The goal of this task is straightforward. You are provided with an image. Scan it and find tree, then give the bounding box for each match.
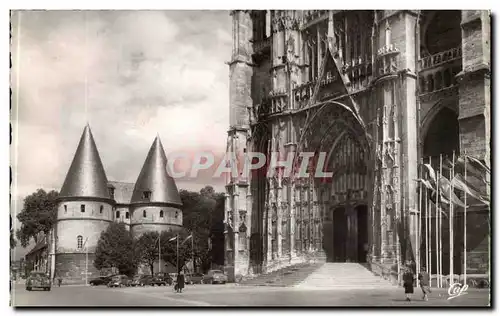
[160,230,192,273]
[135,231,160,276]
[16,189,59,248]
[94,222,137,276]
[176,186,227,273]
[10,231,17,250]
[10,214,17,250]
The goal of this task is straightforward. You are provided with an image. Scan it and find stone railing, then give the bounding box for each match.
[343,57,373,92]
[376,44,400,77]
[419,46,462,71]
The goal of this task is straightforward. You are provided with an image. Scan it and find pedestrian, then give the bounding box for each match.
[403,266,415,301]
[418,266,432,301]
[57,276,62,287]
[176,271,185,293]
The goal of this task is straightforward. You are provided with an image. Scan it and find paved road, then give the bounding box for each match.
[11,283,490,307]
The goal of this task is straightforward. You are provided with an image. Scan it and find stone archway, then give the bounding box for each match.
[298,102,371,264]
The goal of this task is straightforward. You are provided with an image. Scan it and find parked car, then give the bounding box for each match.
[185,273,204,284]
[107,275,131,288]
[130,275,154,287]
[202,270,228,284]
[26,271,51,291]
[89,275,115,286]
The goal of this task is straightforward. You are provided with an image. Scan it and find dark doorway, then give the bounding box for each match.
[333,207,347,262]
[356,205,369,263]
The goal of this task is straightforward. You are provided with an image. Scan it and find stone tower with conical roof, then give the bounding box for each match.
[55,125,114,281]
[130,136,183,237]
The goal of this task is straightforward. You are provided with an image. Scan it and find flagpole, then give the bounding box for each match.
[449,151,455,285]
[427,163,431,275]
[191,233,194,274]
[432,155,438,287]
[176,234,179,273]
[158,233,161,274]
[417,159,422,284]
[424,158,429,274]
[439,154,443,288]
[463,151,468,285]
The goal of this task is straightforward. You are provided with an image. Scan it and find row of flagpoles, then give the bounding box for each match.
[156,233,194,273]
[415,152,490,287]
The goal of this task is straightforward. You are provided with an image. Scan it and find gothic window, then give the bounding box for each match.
[100,205,103,214]
[116,211,120,219]
[143,210,147,218]
[77,235,83,249]
[160,210,164,218]
[125,212,129,219]
[142,191,151,200]
[64,205,67,214]
[80,204,85,213]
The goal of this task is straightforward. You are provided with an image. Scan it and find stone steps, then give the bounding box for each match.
[295,263,396,290]
[239,263,323,287]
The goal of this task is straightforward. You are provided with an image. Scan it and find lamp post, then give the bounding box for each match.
[82,237,89,286]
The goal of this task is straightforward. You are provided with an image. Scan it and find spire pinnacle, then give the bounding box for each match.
[131,137,182,205]
[60,125,110,199]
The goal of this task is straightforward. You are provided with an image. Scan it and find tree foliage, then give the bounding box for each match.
[159,230,192,272]
[177,186,225,273]
[135,231,160,276]
[16,189,59,248]
[10,214,17,249]
[94,222,137,276]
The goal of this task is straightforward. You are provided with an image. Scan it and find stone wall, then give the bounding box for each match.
[55,253,98,284]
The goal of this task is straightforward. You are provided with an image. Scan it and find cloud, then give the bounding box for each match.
[10,10,232,204]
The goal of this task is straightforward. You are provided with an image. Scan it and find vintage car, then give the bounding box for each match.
[107,275,131,288]
[89,275,116,286]
[202,270,228,284]
[151,273,173,286]
[26,271,51,291]
[130,275,154,287]
[185,273,204,284]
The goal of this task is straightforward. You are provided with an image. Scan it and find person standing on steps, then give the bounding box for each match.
[403,265,415,301]
[418,266,431,301]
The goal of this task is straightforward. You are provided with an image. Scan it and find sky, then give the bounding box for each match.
[10,10,232,258]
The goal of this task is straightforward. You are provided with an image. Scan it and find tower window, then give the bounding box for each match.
[125,212,129,219]
[109,188,115,200]
[100,205,103,214]
[143,210,147,218]
[160,210,164,218]
[175,211,178,219]
[116,211,120,218]
[64,205,67,213]
[142,191,151,200]
[77,235,83,249]
[81,205,85,213]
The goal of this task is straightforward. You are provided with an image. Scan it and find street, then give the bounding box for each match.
[11,283,490,307]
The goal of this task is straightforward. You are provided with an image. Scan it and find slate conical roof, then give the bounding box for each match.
[131,136,182,205]
[60,125,111,200]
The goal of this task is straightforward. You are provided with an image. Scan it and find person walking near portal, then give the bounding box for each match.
[176,271,185,293]
[403,266,415,301]
[418,266,431,301]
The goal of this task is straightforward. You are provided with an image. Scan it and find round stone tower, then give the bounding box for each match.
[55,125,114,282]
[130,136,183,238]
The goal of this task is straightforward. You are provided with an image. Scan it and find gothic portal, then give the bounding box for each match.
[224,10,490,282]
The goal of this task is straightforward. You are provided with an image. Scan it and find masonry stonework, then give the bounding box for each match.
[225,10,490,283]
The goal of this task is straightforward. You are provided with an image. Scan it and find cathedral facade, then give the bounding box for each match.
[224,10,490,282]
[50,125,183,282]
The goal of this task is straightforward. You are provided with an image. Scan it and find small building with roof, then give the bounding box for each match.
[53,125,183,283]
